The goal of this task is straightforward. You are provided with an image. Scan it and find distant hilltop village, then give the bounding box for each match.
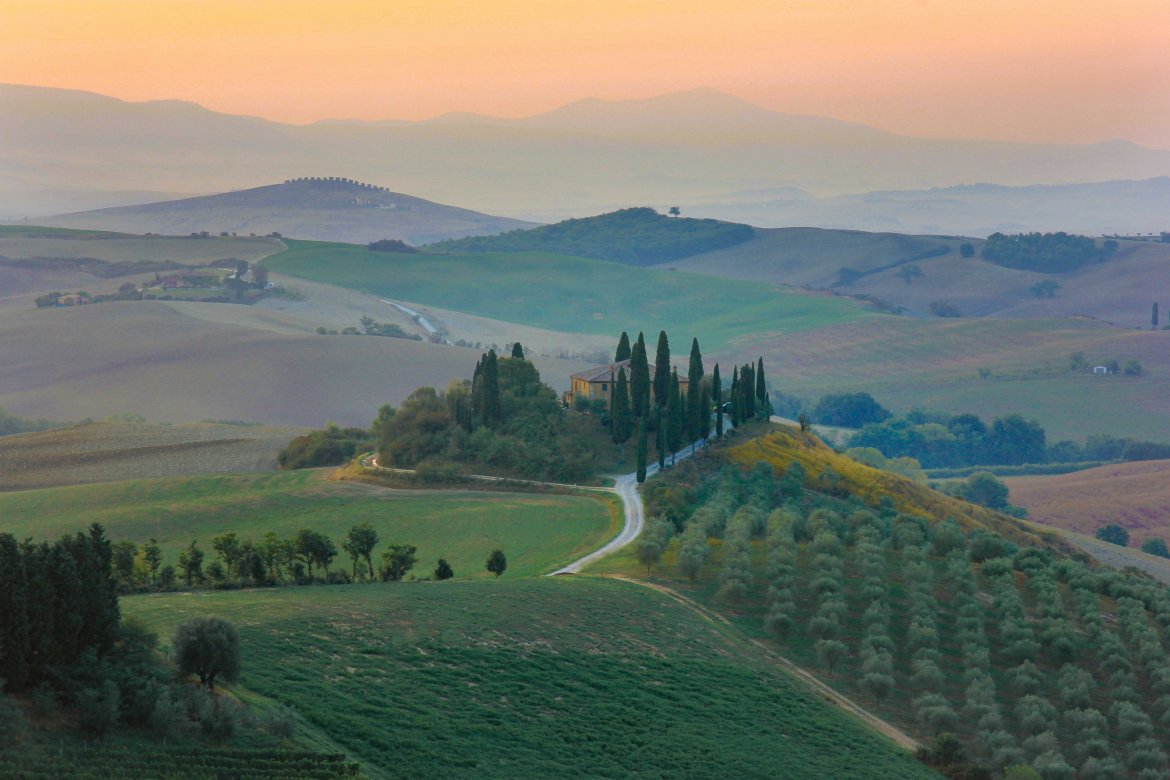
[284,177,390,192]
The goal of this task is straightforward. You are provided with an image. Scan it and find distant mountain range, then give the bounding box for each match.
[4,83,1170,232]
[40,178,534,245]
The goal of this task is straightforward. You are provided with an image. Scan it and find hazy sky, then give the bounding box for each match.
[4,0,1169,147]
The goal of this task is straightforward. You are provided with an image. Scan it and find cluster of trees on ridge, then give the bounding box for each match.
[981,232,1118,273]
[1093,524,1170,559]
[424,207,754,265]
[0,525,343,760]
[640,453,1170,780]
[100,524,507,592]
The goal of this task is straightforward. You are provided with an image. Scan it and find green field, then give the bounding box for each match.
[262,239,872,349]
[123,578,936,780]
[0,470,616,578]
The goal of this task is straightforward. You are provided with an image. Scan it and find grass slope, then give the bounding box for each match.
[0,469,615,578]
[0,421,304,490]
[1005,459,1170,549]
[427,207,754,265]
[263,239,872,349]
[124,578,937,780]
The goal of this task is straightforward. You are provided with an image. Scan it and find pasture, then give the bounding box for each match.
[0,469,617,578]
[262,239,873,350]
[123,578,936,780]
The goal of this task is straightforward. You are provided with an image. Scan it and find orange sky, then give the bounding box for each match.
[3,0,1169,147]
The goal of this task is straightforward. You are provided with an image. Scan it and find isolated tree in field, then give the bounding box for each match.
[486,549,507,577]
[434,558,454,580]
[898,264,924,285]
[614,331,631,362]
[668,206,681,217]
[380,544,418,581]
[653,331,671,409]
[174,617,240,691]
[1094,524,1129,547]
[1141,537,1170,558]
[635,418,648,483]
[343,522,379,579]
[611,367,632,447]
[629,332,650,418]
[1153,302,1160,330]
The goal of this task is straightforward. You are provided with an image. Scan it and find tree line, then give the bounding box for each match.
[982,232,1118,273]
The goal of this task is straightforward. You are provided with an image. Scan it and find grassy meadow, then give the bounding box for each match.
[0,470,617,578]
[123,577,937,780]
[262,239,873,350]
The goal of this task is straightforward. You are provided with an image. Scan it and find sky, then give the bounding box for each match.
[3,0,1169,148]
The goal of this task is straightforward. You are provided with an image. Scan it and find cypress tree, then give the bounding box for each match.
[1154,302,1160,330]
[476,349,502,427]
[700,382,712,441]
[611,367,633,447]
[730,366,740,426]
[656,406,666,470]
[740,363,756,419]
[636,419,648,483]
[511,342,524,359]
[615,331,632,362]
[686,337,704,442]
[629,333,650,419]
[756,357,771,418]
[713,363,724,438]
[653,330,670,410]
[666,368,683,463]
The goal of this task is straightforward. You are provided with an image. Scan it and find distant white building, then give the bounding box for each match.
[1092,365,1110,375]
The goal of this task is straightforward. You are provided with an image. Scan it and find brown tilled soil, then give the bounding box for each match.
[0,421,304,490]
[1006,460,1170,548]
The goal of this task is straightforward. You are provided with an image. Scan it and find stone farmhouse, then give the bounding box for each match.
[566,359,688,410]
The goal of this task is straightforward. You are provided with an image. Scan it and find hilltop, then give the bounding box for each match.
[41,178,535,244]
[426,207,754,265]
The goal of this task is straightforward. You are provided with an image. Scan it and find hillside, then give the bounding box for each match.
[0,421,304,490]
[1005,459,1170,549]
[0,300,589,428]
[122,578,937,779]
[41,179,535,245]
[426,207,754,265]
[672,226,1170,326]
[7,83,1170,226]
[261,238,873,350]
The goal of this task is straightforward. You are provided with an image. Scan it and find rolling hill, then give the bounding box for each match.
[42,179,535,245]
[6,83,1170,229]
[1005,459,1170,549]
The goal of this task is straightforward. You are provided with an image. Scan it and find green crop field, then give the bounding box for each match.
[123,578,936,780]
[0,470,616,578]
[262,239,872,350]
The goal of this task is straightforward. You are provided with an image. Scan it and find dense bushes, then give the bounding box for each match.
[426,207,755,265]
[278,424,375,469]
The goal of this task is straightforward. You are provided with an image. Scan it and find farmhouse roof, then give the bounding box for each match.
[571,359,680,383]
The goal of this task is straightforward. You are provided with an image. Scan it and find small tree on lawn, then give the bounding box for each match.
[1141,537,1170,558]
[343,522,379,579]
[380,545,418,581]
[486,549,507,577]
[174,617,240,691]
[434,558,454,580]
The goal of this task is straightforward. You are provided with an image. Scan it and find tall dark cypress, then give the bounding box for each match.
[730,366,740,426]
[666,368,683,463]
[653,331,671,410]
[712,363,724,438]
[611,367,632,446]
[700,383,712,441]
[615,331,632,362]
[656,406,666,470]
[629,332,650,419]
[476,349,502,427]
[756,357,770,417]
[79,523,119,655]
[686,337,704,441]
[635,419,648,483]
[511,342,525,359]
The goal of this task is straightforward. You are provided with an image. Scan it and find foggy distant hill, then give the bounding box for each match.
[41,179,535,244]
[4,83,1170,230]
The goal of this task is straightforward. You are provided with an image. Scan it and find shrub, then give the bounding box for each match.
[1094,524,1130,547]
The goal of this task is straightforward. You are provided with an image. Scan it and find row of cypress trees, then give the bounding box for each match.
[0,524,121,692]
